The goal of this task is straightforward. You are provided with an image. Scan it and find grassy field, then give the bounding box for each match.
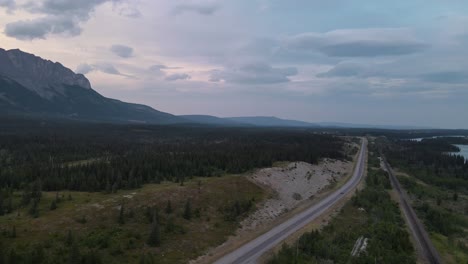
[0,175,265,263]
[396,172,468,263]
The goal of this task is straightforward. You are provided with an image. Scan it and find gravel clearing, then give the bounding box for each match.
[239,159,352,231]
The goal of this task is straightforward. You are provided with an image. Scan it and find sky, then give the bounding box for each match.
[1,0,468,128]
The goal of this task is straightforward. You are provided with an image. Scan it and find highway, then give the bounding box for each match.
[214,139,367,264]
[381,156,441,264]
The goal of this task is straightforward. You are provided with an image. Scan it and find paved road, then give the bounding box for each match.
[214,139,368,264]
[381,156,441,264]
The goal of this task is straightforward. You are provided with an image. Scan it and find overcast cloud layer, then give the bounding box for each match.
[1,0,468,128]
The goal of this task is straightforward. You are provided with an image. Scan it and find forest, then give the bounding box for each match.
[0,121,345,222]
[383,137,468,191]
[381,136,468,262]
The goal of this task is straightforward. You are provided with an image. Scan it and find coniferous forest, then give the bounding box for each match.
[0,120,345,218]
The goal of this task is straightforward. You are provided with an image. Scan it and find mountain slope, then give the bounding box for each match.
[226,116,319,127]
[0,48,184,124]
[179,115,250,126]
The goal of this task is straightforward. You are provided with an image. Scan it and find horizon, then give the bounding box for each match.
[1,1,468,129]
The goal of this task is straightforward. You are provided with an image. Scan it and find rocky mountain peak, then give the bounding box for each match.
[0,48,91,99]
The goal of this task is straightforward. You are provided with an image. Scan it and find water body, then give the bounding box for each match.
[407,135,468,160]
[451,145,468,160]
[408,135,466,142]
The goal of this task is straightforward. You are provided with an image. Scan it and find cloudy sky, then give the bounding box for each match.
[1,0,468,128]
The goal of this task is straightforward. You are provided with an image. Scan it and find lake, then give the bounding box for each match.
[406,136,468,160]
[451,144,468,160]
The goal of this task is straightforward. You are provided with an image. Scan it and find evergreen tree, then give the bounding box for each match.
[29,198,39,218]
[139,253,155,264]
[7,249,18,264]
[68,240,81,264]
[183,199,192,220]
[6,197,12,214]
[66,230,73,246]
[50,200,57,210]
[0,194,3,216]
[165,200,172,214]
[147,220,161,247]
[111,182,118,194]
[165,217,175,233]
[105,181,111,194]
[31,244,45,264]
[118,204,125,225]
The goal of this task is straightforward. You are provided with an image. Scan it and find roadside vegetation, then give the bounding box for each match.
[0,176,264,263]
[269,139,415,264]
[383,137,468,263]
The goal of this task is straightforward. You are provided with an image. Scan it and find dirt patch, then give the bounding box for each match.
[190,158,352,264]
[240,159,351,232]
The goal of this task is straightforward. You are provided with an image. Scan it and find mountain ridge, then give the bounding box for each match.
[0,48,185,124]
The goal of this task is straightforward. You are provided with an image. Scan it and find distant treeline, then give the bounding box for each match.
[384,138,468,191]
[0,124,345,193]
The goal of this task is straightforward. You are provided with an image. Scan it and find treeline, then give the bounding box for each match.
[0,125,345,214]
[384,138,468,191]
[269,148,415,263]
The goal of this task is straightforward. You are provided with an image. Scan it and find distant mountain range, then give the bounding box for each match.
[180,115,319,127]
[0,48,429,129]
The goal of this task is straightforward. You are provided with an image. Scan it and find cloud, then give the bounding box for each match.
[421,71,468,84]
[110,44,134,58]
[317,63,366,78]
[165,73,191,81]
[284,28,428,57]
[210,63,298,84]
[0,0,15,10]
[115,3,141,18]
[149,64,181,70]
[75,62,133,78]
[173,2,220,16]
[76,63,95,75]
[3,0,139,40]
[5,16,82,40]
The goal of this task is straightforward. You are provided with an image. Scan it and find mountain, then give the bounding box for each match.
[226,116,319,127]
[317,122,433,130]
[0,48,185,124]
[179,115,249,126]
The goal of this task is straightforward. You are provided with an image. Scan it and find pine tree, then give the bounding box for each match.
[29,198,39,218]
[105,181,111,194]
[147,220,161,247]
[118,204,125,225]
[6,197,12,214]
[112,182,118,194]
[0,194,3,216]
[165,200,172,214]
[50,200,57,210]
[66,230,73,246]
[139,253,155,264]
[68,240,81,264]
[183,199,192,220]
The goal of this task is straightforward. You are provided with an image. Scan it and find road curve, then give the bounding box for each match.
[381,156,441,264]
[214,139,368,264]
